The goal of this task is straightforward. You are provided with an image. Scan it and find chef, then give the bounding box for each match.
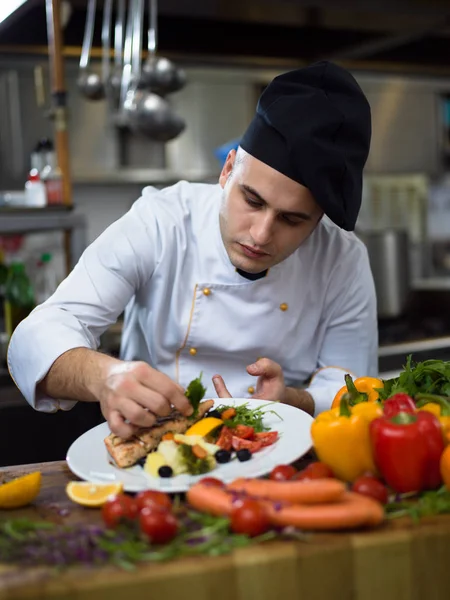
[7,60,377,439]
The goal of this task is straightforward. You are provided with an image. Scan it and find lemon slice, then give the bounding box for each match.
[0,472,42,509]
[185,417,223,437]
[66,481,124,507]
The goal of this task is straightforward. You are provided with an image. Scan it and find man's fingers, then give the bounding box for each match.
[108,409,138,439]
[212,375,233,398]
[247,357,280,377]
[117,397,157,428]
[132,362,192,416]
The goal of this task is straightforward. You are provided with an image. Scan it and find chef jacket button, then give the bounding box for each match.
[280,303,288,311]
[203,288,211,296]
[189,348,197,356]
[248,386,255,394]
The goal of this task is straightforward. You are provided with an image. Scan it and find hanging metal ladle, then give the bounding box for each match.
[139,0,186,95]
[122,0,185,141]
[77,0,104,101]
[108,0,125,105]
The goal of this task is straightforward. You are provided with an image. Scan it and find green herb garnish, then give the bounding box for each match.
[178,444,214,476]
[185,373,207,417]
[385,486,450,523]
[0,507,304,571]
[216,401,282,432]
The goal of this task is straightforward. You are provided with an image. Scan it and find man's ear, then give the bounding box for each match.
[219,149,236,189]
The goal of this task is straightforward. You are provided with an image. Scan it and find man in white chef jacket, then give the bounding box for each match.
[7,61,377,439]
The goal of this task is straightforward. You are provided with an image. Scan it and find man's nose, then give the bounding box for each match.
[250,213,274,246]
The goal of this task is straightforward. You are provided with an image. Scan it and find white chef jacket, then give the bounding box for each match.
[7,181,378,416]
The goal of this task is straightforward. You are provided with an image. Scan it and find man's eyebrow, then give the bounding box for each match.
[240,184,313,220]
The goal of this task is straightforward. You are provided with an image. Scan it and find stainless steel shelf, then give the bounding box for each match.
[0,207,87,268]
[72,169,220,185]
[0,207,86,234]
[412,277,450,291]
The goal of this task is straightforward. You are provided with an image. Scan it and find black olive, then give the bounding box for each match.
[208,409,222,419]
[215,449,231,464]
[136,457,147,467]
[236,449,252,462]
[158,465,173,478]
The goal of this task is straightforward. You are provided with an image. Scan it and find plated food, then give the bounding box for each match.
[67,393,313,493]
[104,383,281,480]
[104,400,214,469]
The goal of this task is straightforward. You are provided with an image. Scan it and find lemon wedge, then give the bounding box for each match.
[0,472,42,509]
[185,416,223,437]
[66,481,123,507]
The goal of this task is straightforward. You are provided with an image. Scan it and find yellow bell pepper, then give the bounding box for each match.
[311,394,382,482]
[416,393,450,444]
[331,374,383,409]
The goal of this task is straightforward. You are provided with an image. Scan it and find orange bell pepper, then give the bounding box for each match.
[416,393,450,444]
[331,374,383,409]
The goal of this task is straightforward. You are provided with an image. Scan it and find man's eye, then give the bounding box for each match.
[282,215,303,226]
[245,196,262,208]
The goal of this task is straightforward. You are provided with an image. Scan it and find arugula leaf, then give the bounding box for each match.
[216,401,282,432]
[185,373,207,417]
[380,355,450,400]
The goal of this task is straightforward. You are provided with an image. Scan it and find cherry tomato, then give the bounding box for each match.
[199,477,225,488]
[139,507,179,544]
[101,493,138,528]
[230,499,271,537]
[269,464,297,481]
[351,476,388,504]
[293,462,335,481]
[135,490,172,512]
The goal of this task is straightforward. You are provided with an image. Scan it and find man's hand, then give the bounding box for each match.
[212,358,315,415]
[95,361,193,439]
[213,358,286,401]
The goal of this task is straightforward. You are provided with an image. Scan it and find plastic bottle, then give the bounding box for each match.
[41,140,64,206]
[30,140,45,173]
[34,253,58,305]
[0,249,7,334]
[4,262,35,338]
[25,169,47,207]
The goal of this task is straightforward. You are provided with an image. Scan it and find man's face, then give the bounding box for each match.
[218,148,324,273]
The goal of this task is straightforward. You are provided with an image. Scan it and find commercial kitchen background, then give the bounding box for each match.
[2,0,450,465]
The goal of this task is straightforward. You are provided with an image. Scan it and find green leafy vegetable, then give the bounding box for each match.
[0,506,304,571]
[185,373,207,417]
[217,401,282,433]
[178,444,215,476]
[385,487,450,523]
[379,356,450,401]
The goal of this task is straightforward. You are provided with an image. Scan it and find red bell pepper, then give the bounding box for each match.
[383,393,416,418]
[370,410,444,493]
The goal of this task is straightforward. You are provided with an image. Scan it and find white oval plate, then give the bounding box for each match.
[66,398,313,493]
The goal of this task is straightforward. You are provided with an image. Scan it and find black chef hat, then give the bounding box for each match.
[240,61,371,231]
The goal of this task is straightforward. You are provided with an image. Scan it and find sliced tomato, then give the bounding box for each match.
[253,431,278,447]
[231,436,263,453]
[232,425,255,440]
[216,425,233,451]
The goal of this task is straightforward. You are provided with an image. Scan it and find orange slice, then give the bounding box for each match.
[0,472,42,509]
[66,481,124,507]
